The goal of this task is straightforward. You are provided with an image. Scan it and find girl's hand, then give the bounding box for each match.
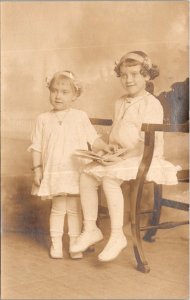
[100,156,123,166]
[103,144,118,154]
[33,168,43,186]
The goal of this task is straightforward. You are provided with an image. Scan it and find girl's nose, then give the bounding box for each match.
[126,73,133,83]
[56,91,61,98]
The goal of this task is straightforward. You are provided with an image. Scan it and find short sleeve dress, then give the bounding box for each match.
[84,92,181,185]
[28,109,98,196]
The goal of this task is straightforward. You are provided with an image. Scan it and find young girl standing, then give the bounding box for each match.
[71,51,180,262]
[28,71,114,259]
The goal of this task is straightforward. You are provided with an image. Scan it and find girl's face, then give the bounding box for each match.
[120,64,149,97]
[49,79,76,111]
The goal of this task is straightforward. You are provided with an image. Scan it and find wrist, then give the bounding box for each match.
[32,164,42,172]
[102,142,108,150]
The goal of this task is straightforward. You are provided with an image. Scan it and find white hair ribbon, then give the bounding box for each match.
[119,52,152,69]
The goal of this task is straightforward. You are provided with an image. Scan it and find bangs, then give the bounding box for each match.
[121,59,141,67]
[47,71,82,97]
[49,75,70,90]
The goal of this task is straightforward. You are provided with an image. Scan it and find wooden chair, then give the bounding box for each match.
[90,118,189,273]
[131,122,189,273]
[90,78,189,273]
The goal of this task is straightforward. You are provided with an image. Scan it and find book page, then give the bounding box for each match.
[74,148,128,162]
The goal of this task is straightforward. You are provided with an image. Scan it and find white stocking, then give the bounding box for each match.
[50,196,66,238]
[66,196,82,238]
[80,173,101,231]
[102,176,124,232]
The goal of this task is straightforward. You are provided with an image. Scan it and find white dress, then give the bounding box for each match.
[28,109,98,196]
[84,92,181,185]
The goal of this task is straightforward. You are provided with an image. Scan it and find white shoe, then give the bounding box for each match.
[70,252,83,259]
[69,236,83,259]
[50,245,63,259]
[70,229,103,253]
[98,234,127,262]
[50,236,63,259]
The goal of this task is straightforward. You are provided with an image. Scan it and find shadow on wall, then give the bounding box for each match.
[2,175,51,234]
[1,138,51,234]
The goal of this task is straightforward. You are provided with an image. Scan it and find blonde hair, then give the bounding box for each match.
[47,71,82,97]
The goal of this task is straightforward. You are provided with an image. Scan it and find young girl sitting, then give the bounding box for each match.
[70,51,180,262]
[28,70,114,259]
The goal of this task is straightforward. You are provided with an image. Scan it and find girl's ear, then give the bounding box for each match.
[145,74,150,81]
[72,95,77,102]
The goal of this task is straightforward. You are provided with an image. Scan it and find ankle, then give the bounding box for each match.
[69,236,79,248]
[51,236,63,248]
[111,228,124,236]
[84,220,99,232]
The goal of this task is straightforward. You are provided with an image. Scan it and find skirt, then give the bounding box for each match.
[83,156,181,185]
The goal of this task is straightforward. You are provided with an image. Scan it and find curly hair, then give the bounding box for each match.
[114,51,160,80]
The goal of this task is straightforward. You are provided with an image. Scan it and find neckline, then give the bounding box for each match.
[52,108,71,114]
[124,91,149,103]
[52,109,71,125]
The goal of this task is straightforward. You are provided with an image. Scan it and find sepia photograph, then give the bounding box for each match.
[1,0,189,299]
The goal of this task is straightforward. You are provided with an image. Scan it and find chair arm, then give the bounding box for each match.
[137,121,189,182]
[141,122,189,133]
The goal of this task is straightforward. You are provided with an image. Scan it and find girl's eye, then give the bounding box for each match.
[62,91,69,94]
[121,72,138,76]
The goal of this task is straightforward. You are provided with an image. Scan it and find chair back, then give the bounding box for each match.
[157,78,189,124]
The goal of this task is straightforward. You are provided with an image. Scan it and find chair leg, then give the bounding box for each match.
[130,181,150,273]
[143,184,162,242]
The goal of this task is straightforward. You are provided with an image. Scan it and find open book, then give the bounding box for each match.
[74,148,128,163]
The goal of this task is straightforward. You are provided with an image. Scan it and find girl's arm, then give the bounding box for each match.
[28,114,44,186]
[32,150,43,186]
[82,111,117,154]
[32,149,42,168]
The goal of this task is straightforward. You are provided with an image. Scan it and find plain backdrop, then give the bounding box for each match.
[1,1,189,140]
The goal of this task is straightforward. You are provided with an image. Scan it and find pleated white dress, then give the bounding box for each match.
[84,92,180,185]
[28,109,98,196]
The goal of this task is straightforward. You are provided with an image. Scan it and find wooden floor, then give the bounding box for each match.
[1,223,189,300]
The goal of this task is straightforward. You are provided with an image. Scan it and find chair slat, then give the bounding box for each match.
[161,198,189,211]
[138,209,158,214]
[140,220,189,231]
[177,169,189,182]
[90,118,112,126]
